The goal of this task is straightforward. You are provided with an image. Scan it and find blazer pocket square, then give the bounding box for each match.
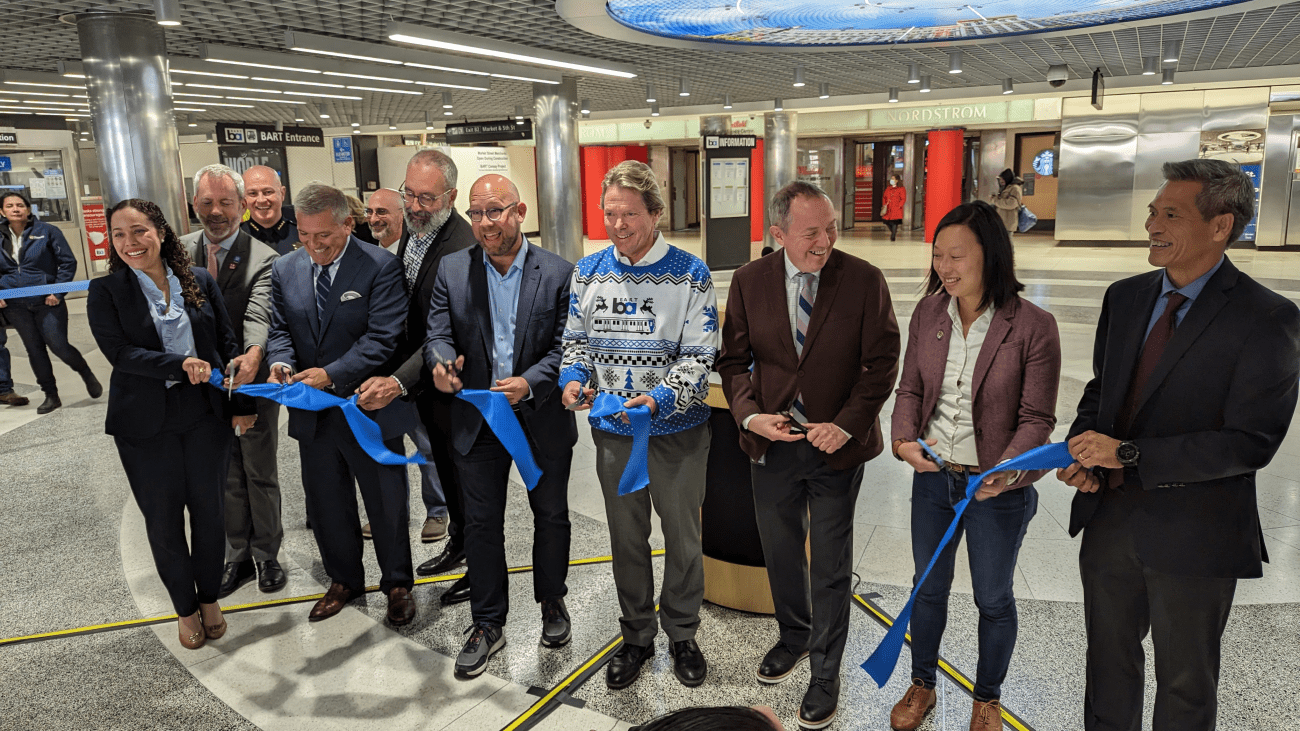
[340,291,362,302]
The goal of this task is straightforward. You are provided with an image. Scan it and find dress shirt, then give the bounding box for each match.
[922,297,996,466]
[200,228,240,269]
[1144,256,1224,341]
[484,237,531,400]
[132,265,197,388]
[615,233,669,267]
[402,219,446,292]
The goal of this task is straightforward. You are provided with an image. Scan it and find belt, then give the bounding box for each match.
[943,462,979,476]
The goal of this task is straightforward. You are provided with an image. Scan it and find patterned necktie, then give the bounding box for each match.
[315,263,333,324]
[791,272,815,424]
[206,242,221,278]
[1109,291,1189,488]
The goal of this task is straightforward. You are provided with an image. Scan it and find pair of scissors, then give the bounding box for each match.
[565,388,592,410]
[917,439,947,468]
[226,362,239,400]
[777,410,809,435]
[430,349,463,394]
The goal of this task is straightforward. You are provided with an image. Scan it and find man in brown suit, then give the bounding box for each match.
[718,181,901,730]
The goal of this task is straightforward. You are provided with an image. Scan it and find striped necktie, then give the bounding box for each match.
[315,263,332,324]
[791,272,815,424]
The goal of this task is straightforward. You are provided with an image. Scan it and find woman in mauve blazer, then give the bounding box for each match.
[886,201,1061,731]
[88,199,253,651]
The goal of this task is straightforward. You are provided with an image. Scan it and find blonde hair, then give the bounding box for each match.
[600,160,664,214]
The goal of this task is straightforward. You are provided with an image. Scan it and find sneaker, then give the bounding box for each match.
[455,623,505,678]
[421,515,448,542]
[540,597,571,647]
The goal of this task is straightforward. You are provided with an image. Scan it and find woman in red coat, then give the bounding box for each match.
[881,174,906,241]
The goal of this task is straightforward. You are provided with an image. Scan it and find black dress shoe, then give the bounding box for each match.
[540,597,571,648]
[81,370,103,399]
[387,587,416,626]
[36,394,61,415]
[605,642,654,689]
[417,544,466,576]
[798,676,841,730]
[257,559,287,592]
[757,641,809,684]
[439,575,472,606]
[218,559,255,598]
[671,639,707,687]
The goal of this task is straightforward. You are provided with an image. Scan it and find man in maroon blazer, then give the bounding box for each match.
[718,181,901,730]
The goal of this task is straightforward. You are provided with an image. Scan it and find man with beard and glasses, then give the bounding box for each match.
[359,186,450,544]
[241,166,298,256]
[181,164,286,597]
[353,149,475,607]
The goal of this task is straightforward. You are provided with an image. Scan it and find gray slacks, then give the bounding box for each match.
[593,422,709,647]
[224,397,283,562]
[751,439,864,681]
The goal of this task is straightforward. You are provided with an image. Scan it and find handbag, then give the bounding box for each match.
[1017,205,1038,233]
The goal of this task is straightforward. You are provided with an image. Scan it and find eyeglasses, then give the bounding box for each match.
[400,185,451,209]
[466,202,518,223]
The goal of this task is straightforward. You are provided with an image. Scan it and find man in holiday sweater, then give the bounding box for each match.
[560,160,720,691]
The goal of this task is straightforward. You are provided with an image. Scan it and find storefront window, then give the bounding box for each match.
[0,150,71,222]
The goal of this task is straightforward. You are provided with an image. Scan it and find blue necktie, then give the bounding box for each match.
[792,273,814,423]
[861,441,1075,687]
[589,392,653,495]
[455,389,543,491]
[315,263,332,324]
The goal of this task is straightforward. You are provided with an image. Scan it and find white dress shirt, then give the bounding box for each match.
[922,297,995,467]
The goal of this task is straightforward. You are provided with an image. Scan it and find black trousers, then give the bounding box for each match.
[418,398,466,554]
[455,426,572,626]
[5,299,91,396]
[299,408,413,593]
[115,384,232,617]
[751,440,864,681]
[1080,488,1238,731]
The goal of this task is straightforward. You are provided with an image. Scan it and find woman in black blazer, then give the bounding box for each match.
[88,198,254,650]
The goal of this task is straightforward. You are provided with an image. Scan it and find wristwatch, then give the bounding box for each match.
[1116,441,1140,467]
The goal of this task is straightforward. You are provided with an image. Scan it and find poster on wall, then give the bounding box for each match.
[475,147,509,173]
[220,147,290,198]
[1199,129,1264,242]
[709,158,749,218]
[82,201,108,262]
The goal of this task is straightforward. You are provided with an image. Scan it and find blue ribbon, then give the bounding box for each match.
[205,370,425,466]
[0,280,91,300]
[860,440,1075,687]
[588,392,652,496]
[454,389,543,491]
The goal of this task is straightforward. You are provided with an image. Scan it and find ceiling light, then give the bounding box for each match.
[191,102,254,108]
[174,107,207,112]
[386,22,637,79]
[347,86,424,95]
[514,105,525,120]
[1142,56,1159,75]
[3,81,84,90]
[818,83,829,99]
[65,115,90,119]
[286,30,561,83]
[351,119,360,127]
[487,72,558,84]
[402,61,487,75]
[442,91,453,109]
[295,106,307,121]
[1002,78,1014,94]
[186,83,281,93]
[170,68,249,80]
[186,113,197,127]
[907,62,921,83]
[224,96,298,104]
[444,110,453,116]
[409,80,489,91]
[388,118,397,130]
[251,77,344,88]
[174,92,223,98]
[154,0,182,26]
[21,100,87,106]
[888,87,899,103]
[322,71,413,84]
[285,91,362,100]
[646,83,657,103]
[774,98,784,111]
[1163,39,1182,63]
[919,75,932,93]
[15,91,69,98]
[948,49,963,74]
[679,77,690,97]
[1162,68,1175,85]
[793,66,805,87]
[208,59,320,74]
[295,47,401,65]
[650,103,660,117]
[516,116,524,125]
[57,61,85,79]
[722,93,732,109]
[317,102,330,118]
[425,111,434,130]
[580,98,590,114]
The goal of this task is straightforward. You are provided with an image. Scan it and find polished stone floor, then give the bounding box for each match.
[3,229,1299,730]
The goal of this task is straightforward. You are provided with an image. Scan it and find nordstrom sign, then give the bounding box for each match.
[870,102,1007,128]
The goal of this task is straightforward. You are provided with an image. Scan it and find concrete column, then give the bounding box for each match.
[533,77,584,263]
[763,111,797,247]
[78,11,188,234]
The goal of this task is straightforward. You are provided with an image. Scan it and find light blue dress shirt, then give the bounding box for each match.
[202,229,240,268]
[484,237,529,392]
[1144,256,1224,341]
[132,265,197,388]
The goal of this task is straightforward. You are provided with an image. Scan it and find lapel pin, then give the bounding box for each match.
[937,331,944,340]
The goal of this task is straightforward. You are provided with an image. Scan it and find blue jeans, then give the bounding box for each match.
[908,468,1038,701]
[0,317,12,393]
[409,422,446,518]
[5,299,90,396]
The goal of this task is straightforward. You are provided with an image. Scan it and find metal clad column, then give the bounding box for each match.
[925,129,964,243]
[534,77,583,263]
[78,11,188,234]
[764,112,797,247]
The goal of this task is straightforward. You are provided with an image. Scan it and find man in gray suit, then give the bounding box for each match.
[182,164,286,597]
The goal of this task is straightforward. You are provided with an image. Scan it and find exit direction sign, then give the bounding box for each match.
[216,123,324,147]
[446,120,533,144]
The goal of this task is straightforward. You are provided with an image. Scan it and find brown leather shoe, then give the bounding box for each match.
[970,699,1002,731]
[309,583,358,622]
[890,679,937,730]
[0,391,28,406]
[387,587,416,626]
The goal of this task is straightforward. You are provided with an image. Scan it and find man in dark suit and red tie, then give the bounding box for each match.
[1059,159,1300,731]
[717,181,901,730]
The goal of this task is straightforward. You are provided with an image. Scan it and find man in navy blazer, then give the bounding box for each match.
[1060,160,1300,731]
[423,174,576,678]
[264,183,417,626]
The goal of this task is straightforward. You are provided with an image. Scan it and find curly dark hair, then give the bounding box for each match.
[106,199,205,309]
